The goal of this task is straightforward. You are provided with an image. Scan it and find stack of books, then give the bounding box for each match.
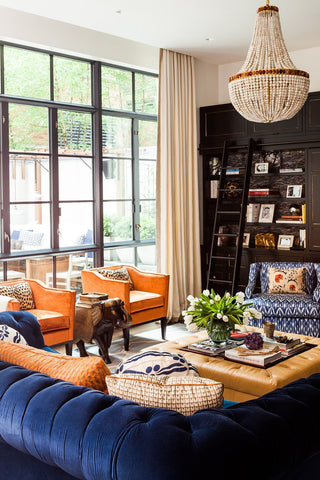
[276,215,303,224]
[224,345,282,366]
[264,336,306,357]
[248,188,281,197]
[246,203,260,222]
[279,167,303,173]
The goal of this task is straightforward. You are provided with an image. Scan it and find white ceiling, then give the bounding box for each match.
[0,0,319,64]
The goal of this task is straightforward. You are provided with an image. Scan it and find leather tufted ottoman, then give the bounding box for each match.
[144,328,320,402]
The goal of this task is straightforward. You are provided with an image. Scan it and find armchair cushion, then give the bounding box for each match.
[260,262,316,294]
[0,282,35,310]
[28,310,70,333]
[251,293,320,318]
[267,267,307,294]
[99,267,134,290]
[130,290,164,313]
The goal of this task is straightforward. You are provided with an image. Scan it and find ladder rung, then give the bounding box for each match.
[208,279,233,284]
[211,256,236,260]
[213,233,238,237]
[219,189,243,192]
[216,211,241,215]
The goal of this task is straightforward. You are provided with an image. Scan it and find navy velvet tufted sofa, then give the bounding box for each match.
[1,359,320,479]
[245,262,320,336]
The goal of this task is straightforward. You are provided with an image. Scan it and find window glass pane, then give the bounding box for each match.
[103,158,132,200]
[102,116,131,158]
[101,66,132,111]
[6,260,26,280]
[139,120,157,159]
[103,201,132,241]
[135,74,158,114]
[137,245,156,271]
[54,56,91,105]
[46,253,90,292]
[59,203,93,248]
[104,247,134,265]
[10,155,50,202]
[59,157,93,201]
[4,46,50,100]
[9,104,49,153]
[10,203,51,251]
[58,110,92,155]
[140,201,156,240]
[139,161,156,199]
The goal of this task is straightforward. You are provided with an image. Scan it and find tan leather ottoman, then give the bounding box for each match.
[143,329,320,402]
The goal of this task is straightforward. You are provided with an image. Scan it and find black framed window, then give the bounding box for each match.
[0,42,158,290]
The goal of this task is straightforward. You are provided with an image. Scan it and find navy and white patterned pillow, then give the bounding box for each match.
[0,324,28,345]
[116,351,199,377]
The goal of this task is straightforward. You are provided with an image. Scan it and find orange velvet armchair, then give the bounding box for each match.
[81,265,169,339]
[0,278,75,354]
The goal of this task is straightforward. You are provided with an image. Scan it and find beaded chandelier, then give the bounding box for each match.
[228,1,310,123]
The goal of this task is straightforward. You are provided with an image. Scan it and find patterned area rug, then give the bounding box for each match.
[72,322,189,373]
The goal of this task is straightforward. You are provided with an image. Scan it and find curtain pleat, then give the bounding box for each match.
[156,49,201,320]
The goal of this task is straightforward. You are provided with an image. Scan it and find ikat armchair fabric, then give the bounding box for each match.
[245,262,320,336]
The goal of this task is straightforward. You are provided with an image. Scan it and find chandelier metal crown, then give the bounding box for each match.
[228,1,310,123]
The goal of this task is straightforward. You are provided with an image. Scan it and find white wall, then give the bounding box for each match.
[218,46,320,105]
[0,6,159,72]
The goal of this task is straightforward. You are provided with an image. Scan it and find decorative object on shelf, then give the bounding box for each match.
[217,225,231,246]
[243,233,250,248]
[286,185,303,198]
[258,204,275,223]
[254,162,269,174]
[225,180,240,199]
[254,232,276,249]
[289,204,302,216]
[263,151,281,173]
[208,157,220,176]
[228,1,309,123]
[244,332,264,350]
[277,234,294,250]
[183,290,262,346]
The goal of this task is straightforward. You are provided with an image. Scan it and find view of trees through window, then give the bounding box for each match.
[0,43,158,290]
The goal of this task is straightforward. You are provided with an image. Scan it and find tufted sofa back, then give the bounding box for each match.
[1,360,320,480]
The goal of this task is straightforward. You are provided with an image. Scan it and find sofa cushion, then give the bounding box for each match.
[29,310,70,332]
[0,342,111,392]
[105,374,224,415]
[0,325,28,345]
[267,267,307,294]
[251,293,320,318]
[116,351,199,377]
[130,290,164,313]
[98,267,134,290]
[0,282,35,310]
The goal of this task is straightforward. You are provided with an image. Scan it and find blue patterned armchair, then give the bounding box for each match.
[245,262,320,337]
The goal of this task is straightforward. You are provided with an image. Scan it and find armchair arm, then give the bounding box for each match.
[128,268,169,296]
[7,299,21,311]
[27,279,75,327]
[313,264,320,302]
[245,263,261,299]
[81,270,130,311]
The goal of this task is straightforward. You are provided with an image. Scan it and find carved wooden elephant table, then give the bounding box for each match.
[74,294,132,363]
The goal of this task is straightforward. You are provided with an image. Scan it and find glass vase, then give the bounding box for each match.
[207,322,233,345]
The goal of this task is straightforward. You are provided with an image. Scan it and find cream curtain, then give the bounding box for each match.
[156,48,202,321]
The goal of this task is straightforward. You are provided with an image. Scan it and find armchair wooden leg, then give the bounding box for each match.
[123,328,130,351]
[65,341,73,356]
[161,317,167,340]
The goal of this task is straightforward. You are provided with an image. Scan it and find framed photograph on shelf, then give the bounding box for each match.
[258,204,275,223]
[243,233,250,248]
[254,162,269,174]
[277,234,294,250]
[286,185,302,198]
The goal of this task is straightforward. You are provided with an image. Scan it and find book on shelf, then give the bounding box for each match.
[248,188,280,196]
[210,180,219,198]
[279,167,303,173]
[218,168,240,175]
[246,203,260,222]
[301,204,306,223]
[280,215,302,220]
[224,346,282,366]
[299,229,306,248]
[275,219,303,224]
